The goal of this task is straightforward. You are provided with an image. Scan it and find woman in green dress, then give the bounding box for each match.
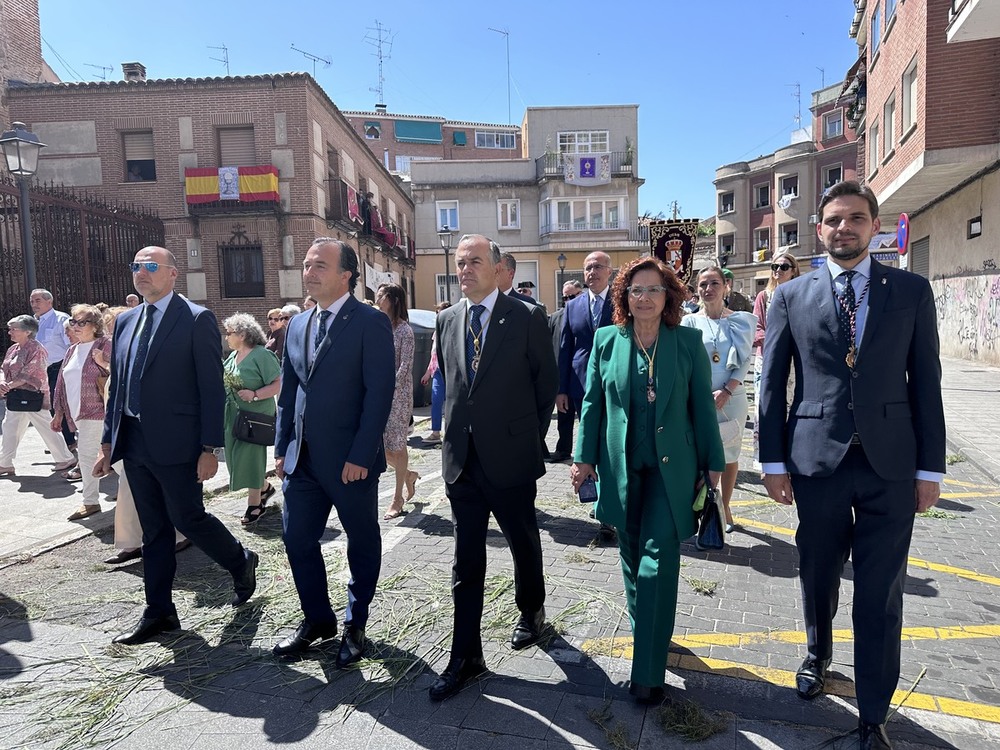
[222,313,282,524]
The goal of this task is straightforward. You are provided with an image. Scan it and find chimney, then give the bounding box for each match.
[122,62,147,82]
[375,103,387,115]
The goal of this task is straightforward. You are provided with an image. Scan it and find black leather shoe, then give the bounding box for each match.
[858,721,892,749]
[231,549,258,607]
[795,657,831,700]
[629,682,665,705]
[510,607,546,650]
[428,657,488,701]
[335,625,367,668]
[272,619,338,657]
[113,614,180,645]
[104,548,142,565]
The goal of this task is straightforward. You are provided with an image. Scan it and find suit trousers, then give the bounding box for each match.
[791,445,915,724]
[445,440,546,659]
[554,398,579,455]
[120,416,248,618]
[281,441,382,629]
[618,464,681,688]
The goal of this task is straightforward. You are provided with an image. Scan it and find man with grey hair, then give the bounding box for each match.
[281,303,302,320]
[125,294,140,308]
[30,288,75,451]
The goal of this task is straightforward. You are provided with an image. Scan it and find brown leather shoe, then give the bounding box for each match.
[68,505,101,521]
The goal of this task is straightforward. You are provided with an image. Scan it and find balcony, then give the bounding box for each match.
[184,166,281,216]
[540,219,649,245]
[325,177,363,227]
[535,150,636,181]
[948,0,1000,43]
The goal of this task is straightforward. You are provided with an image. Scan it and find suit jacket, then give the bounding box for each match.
[103,294,224,465]
[436,292,558,489]
[275,295,395,479]
[575,324,725,534]
[548,307,565,363]
[759,260,946,480]
[508,288,541,307]
[558,291,614,399]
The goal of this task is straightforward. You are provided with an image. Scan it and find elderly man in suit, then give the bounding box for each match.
[759,181,945,750]
[546,280,584,460]
[271,238,395,667]
[497,252,542,308]
[430,234,558,701]
[94,246,259,645]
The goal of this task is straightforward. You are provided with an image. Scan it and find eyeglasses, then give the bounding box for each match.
[627,285,667,298]
[68,319,93,327]
[562,294,580,302]
[267,316,282,321]
[129,261,174,273]
[584,264,609,272]
[280,316,290,321]
[770,263,793,272]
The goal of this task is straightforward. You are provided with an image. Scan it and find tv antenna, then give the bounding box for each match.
[787,82,801,128]
[291,43,331,77]
[364,20,394,108]
[816,67,825,88]
[208,44,230,76]
[488,27,511,126]
[85,63,113,81]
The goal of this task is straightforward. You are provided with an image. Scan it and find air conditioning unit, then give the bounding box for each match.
[808,214,819,225]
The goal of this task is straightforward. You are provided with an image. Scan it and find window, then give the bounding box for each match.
[886,0,897,25]
[754,228,771,250]
[221,243,264,297]
[498,199,520,230]
[824,110,844,140]
[719,234,735,256]
[823,164,843,189]
[436,273,460,305]
[871,2,881,55]
[719,191,735,214]
[437,200,459,231]
[475,130,516,149]
[781,175,799,197]
[453,130,467,146]
[868,123,880,175]
[883,96,896,157]
[902,57,918,132]
[123,131,156,181]
[544,198,621,231]
[558,130,609,153]
[394,155,440,174]
[218,127,255,167]
[780,222,799,247]
[754,183,770,208]
[364,122,381,140]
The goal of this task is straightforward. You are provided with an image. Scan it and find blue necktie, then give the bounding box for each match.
[591,295,603,328]
[314,309,332,352]
[127,305,156,416]
[466,304,484,383]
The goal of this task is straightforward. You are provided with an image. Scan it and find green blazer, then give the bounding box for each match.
[575,323,725,535]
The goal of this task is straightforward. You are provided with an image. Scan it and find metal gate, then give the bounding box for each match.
[0,175,163,345]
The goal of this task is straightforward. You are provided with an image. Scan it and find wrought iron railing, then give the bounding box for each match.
[535,150,636,180]
[540,219,649,244]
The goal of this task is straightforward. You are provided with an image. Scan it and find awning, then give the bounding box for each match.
[868,232,897,250]
[837,51,867,103]
[453,130,467,146]
[394,120,443,144]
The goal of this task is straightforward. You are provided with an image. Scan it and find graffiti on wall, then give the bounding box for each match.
[933,274,1000,364]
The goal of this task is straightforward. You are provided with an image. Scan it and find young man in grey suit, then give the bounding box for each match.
[430,234,558,700]
[759,181,945,750]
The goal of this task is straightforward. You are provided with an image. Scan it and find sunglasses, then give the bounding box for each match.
[280,316,290,321]
[129,261,174,273]
[267,316,282,321]
[771,263,793,272]
[68,319,93,327]
[562,294,580,302]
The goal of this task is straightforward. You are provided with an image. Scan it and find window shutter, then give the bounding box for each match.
[123,131,155,160]
[219,128,256,167]
[910,236,930,278]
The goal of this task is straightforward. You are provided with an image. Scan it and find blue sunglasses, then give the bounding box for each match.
[129,261,174,273]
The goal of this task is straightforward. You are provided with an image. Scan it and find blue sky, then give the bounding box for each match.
[38,0,858,219]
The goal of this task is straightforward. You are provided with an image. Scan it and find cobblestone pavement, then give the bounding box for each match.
[1,355,999,749]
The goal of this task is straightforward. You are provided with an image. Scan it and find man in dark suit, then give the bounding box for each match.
[546,280,584,460]
[759,181,945,750]
[272,238,395,666]
[430,234,558,701]
[497,252,543,309]
[94,246,259,645]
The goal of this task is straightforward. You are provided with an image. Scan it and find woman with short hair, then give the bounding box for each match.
[264,308,287,361]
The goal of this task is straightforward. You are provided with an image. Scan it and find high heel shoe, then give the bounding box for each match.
[404,470,420,501]
[384,496,406,520]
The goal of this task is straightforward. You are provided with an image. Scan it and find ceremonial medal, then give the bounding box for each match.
[471,355,480,372]
[845,344,856,370]
[712,350,721,363]
[647,383,656,403]
[634,332,659,404]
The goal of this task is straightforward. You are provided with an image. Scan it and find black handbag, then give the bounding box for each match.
[232,409,276,446]
[5,388,45,412]
[694,471,725,551]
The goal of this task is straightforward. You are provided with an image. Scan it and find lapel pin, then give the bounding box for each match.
[881,278,887,285]
[498,318,506,325]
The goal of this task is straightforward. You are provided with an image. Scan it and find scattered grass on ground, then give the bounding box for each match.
[917,508,959,520]
[654,697,728,742]
[681,575,719,597]
[587,701,637,750]
[945,453,965,465]
[565,551,594,565]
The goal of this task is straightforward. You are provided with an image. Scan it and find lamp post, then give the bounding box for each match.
[437,225,454,304]
[0,122,46,295]
[557,253,567,308]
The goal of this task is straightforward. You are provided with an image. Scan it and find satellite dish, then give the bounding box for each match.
[777,194,793,210]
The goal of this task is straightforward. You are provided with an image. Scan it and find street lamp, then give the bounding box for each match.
[0,122,46,294]
[557,253,567,308]
[437,225,454,303]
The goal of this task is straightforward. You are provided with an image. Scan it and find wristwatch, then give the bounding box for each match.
[202,445,224,458]
[252,390,260,402]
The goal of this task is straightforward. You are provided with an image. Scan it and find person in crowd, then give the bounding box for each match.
[681,264,756,533]
[378,284,419,520]
[30,288,76,451]
[0,315,78,476]
[281,303,301,321]
[272,238,394,665]
[429,234,557,701]
[51,305,112,520]
[572,256,724,704]
[759,181,946,749]
[420,301,451,446]
[751,252,801,462]
[546,280,583,461]
[720,268,754,313]
[302,295,317,310]
[264,308,287,362]
[497,252,542,307]
[94,246,258,644]
[223,313,281,524]
[125,294,140,308]
[682,284,700,315]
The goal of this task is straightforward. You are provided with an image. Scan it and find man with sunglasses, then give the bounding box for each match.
[95,246,259,645]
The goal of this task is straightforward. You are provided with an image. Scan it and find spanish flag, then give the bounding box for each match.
[185,166,280,204]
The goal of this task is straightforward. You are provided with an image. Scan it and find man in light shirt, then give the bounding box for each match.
[30,288,75,450]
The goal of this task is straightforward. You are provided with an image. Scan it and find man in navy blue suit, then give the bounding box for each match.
[95,246,258,645]
[272,238,395,666]
[497,252,543,309]
[759,182,945,750]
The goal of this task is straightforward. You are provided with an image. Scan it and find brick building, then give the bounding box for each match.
[0,0,59,127]
[713,83,860,301]
[843,0,1000,364]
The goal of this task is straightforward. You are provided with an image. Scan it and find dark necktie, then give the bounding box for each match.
[466,304,485,383]
[836,270,857,345]
[591,295,603,328]
[127,305,156,416]
[314,309,332,353]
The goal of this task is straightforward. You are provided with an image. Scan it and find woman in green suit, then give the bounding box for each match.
[571,256,725,704]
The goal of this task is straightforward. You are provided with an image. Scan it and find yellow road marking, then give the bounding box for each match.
[940,491,1000,499]
[943,478,998,490]
[729,499,773,508]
